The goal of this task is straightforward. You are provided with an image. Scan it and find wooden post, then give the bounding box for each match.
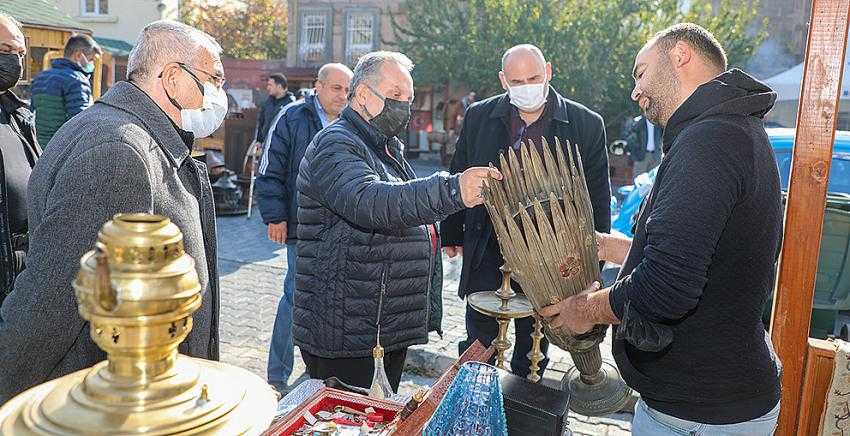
[769,1,850,434]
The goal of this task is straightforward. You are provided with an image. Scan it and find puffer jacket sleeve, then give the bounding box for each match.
[62,75,92,119]
[307,133,467,230]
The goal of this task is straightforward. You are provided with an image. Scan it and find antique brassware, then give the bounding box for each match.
[482,138,630,416]
[467,265,544,381]
[0,214,277,435]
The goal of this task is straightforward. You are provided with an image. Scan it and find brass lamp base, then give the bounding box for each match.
[556,328,632,416]
[563,358,631,416]
[0,357,277,435]
[0,214,278,435]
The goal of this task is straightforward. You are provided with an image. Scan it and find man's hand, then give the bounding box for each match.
[538,281,602,335]
[268,222,287,244]
[444,246,463,258]
[595,232,632,265]
[459,167,503,207]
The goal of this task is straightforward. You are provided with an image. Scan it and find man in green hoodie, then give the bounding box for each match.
[539,23,782,434]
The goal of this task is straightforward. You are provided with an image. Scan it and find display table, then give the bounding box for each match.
[263,342,572,436]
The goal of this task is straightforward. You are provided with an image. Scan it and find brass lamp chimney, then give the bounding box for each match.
[0,214,277,435]
[483,138,631,416]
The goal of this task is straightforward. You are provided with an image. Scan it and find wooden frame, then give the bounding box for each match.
[799,339,837,435]
[769,0,850,434]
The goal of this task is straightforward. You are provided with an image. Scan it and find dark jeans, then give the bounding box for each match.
[301,348,408,392]
[459,303,550,379]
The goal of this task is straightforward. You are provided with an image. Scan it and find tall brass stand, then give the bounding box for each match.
[467,265,545,381]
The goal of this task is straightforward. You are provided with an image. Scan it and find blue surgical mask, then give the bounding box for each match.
[80,53,95,74]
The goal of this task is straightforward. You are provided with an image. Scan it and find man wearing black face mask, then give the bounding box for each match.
[0,13,40,307]
[0,20,224,404]
[295,51,502,390]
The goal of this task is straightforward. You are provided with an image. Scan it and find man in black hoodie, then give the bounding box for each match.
[539,23,782,433]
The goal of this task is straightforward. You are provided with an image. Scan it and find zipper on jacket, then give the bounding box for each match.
[380,143,432,338]
[378,264,388,346]
[383,143,411,180]
[424,225,433,338]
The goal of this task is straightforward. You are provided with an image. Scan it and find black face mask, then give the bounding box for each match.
[365,85,411,138]
[0,53,23,92]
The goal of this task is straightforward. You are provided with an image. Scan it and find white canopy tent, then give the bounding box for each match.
[763,59,850,129]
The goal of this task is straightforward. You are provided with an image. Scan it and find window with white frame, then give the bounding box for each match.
[346,12,375,64]
[300,13,327,65]
[82,0,109,16]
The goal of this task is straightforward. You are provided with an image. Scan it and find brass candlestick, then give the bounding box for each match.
[467,265,542,377]
[526,315,546,383]
[0,214,277,435]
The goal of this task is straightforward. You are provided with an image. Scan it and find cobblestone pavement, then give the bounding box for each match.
[216,154,632,434]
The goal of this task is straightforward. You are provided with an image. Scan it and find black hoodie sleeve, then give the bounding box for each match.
[609,123,745,325]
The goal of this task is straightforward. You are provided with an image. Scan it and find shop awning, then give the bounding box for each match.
[94,37,134,58]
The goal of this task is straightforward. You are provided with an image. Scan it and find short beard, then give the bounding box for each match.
[643,55,680,127]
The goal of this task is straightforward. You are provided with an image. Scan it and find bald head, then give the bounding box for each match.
[501,44,546,71]
[316,62,353,119]
[499,44,552,102]
[318,63,352,82]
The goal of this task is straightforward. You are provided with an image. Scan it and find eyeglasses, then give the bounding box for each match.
[176,62,226,88]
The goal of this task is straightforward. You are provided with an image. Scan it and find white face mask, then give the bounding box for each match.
[508,82,548,112]
[181,82,228,138]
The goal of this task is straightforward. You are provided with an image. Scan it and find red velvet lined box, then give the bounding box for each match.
[264,387,403,435]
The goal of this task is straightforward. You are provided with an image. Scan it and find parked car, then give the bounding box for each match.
[609,128,850,339]
[766,128,850,339]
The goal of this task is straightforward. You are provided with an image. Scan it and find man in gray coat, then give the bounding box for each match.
[0,20,226,404]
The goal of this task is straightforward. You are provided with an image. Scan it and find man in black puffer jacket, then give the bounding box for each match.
[295,51,499,390]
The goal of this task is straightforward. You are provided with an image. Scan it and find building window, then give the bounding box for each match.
[82,0,109,16]
[299,13,327,65]
[346,12,376,64]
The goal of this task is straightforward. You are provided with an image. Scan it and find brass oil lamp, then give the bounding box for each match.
[0,214,277,435]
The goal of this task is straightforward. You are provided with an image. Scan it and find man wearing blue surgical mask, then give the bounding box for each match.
[0,20,224,404]
[441,44,612,380]
[30,34,102,145]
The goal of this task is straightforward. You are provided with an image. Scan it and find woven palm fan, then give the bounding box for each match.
[482,137,631,416]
